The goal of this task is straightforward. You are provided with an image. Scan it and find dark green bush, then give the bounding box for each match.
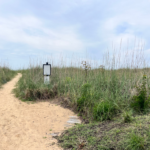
[130,74,150,114]
[93,100,117,121]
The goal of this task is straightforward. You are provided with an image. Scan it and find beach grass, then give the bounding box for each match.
[0,65,17,88]
[12,45,150,149]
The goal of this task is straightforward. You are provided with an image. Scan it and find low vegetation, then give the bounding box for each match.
[13,47,150,149]
[0,65,17,88]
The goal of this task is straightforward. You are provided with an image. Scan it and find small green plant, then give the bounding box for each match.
[65,77,72,84]
[126,131,146,150]
[77,82,91,112]
[130,74,150,113]
[115,129,121,134]
[122,109,133,123]
[92,100,117,121]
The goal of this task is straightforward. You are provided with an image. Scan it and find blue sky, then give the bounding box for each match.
[0,0,150,70]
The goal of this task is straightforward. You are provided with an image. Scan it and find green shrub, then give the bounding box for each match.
[125,131,146,150]
[77,82,91,112]
[130,74,150,114]
[93,100,117,121]
[13,69,58,101]
[122,109,134,123]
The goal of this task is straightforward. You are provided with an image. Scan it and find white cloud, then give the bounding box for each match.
[1,0,150,70]
[98,5,150,52]
[0,15,85,53]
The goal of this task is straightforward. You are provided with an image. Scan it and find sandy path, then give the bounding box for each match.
[0,73,79,150]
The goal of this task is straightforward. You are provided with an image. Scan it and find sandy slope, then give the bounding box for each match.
[0,73,78,150]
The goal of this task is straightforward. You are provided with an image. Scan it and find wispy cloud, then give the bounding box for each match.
[0,0,150,69]
[0,15,85,53]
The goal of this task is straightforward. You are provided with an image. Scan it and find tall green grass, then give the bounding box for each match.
[13,45,150,149]
[13,46,150,122]
[13,66,58,101]
[0,65,17,88]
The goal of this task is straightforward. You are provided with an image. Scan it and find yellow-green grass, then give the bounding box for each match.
[13,47,150,149]
[0,66,17,88]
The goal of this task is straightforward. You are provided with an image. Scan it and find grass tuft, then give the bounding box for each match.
[0,66,17,88]
[130,74,150,114]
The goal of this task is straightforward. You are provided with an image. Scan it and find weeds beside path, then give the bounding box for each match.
[0,66,17,88]
[0,73,79,150]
